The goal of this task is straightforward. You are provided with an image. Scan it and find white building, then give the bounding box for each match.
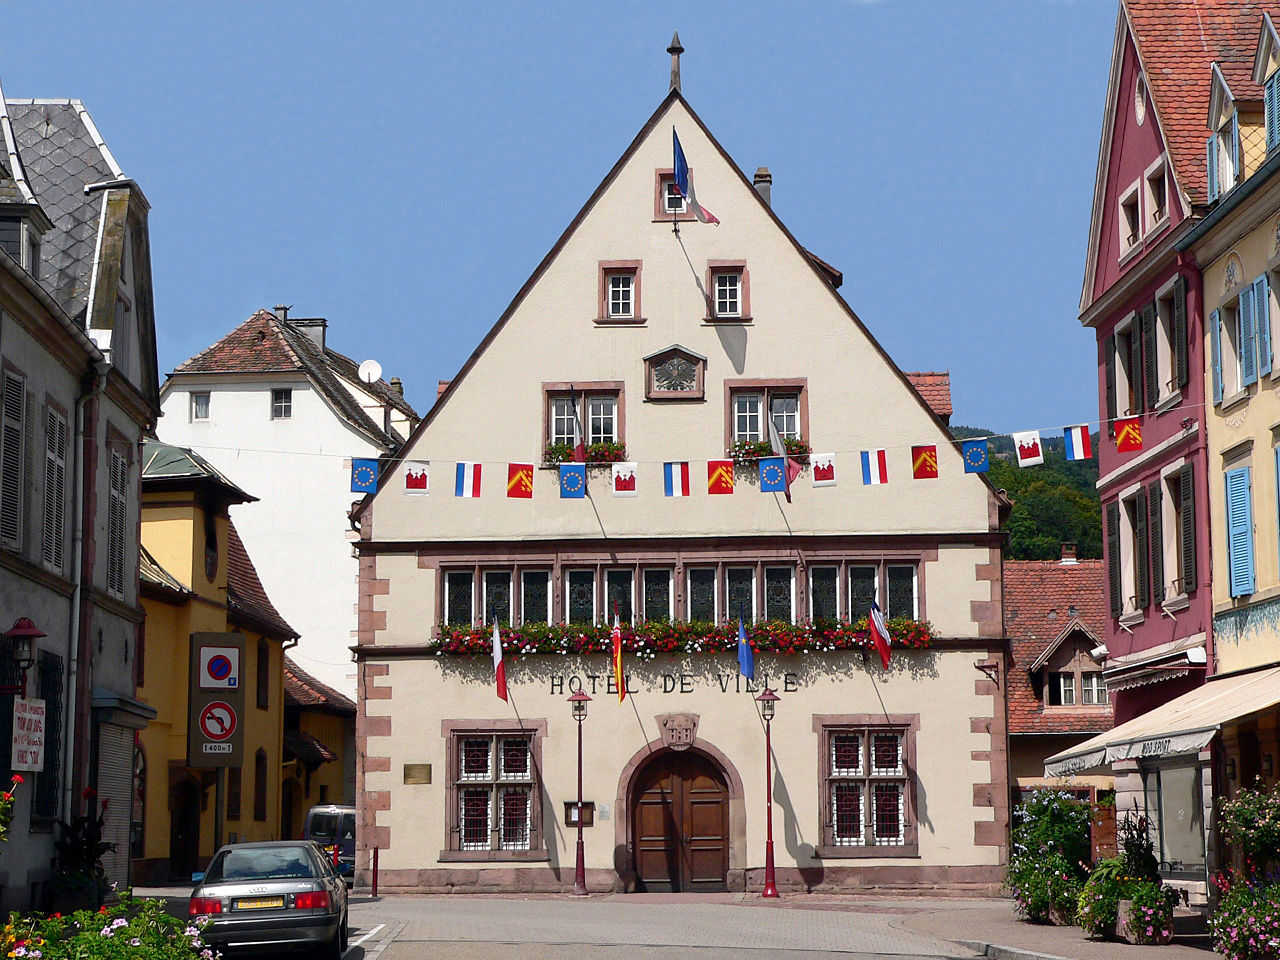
[158,310,418,694]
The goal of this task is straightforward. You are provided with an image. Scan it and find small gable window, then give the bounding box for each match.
[0,219,19,260]
[653,170,695,222]
[271,388,292,420]
[1118,181,1141,254]
[1207,112,1240,202]
[190,392,210,422]
[597,260,643,323]
[705,261,751,321]
[1144,157,1168,232]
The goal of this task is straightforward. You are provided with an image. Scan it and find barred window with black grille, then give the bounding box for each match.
[454,733,538,855]
[820,723,916,856]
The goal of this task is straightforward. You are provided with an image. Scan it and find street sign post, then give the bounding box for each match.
[188,633,245,768]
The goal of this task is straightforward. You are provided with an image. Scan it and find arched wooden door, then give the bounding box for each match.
[632,749,729,892]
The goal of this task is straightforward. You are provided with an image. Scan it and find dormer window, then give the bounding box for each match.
[1207,113,1240,202]
[0,218,19,261]
[1118,182,1140,255]
[1145,158,1168,231]
[26,233,39,281]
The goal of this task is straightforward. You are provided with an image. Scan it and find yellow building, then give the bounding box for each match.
[282,657,356,839]
[133,441,297,883]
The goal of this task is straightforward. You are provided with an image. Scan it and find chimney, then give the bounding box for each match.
[288,317,327,352]
[753,167,772,207]
[437,379,451,398]
[389,377,404,398]
[1059,543,1078,565]
[273,303,289,321]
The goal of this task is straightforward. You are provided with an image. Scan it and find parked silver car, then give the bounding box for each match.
[189,840,349,957]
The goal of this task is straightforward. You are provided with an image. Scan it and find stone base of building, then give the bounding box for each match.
[356,864,1004,898]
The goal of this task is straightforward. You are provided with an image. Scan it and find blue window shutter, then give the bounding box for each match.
[1208,136,1220,202]
[1226,466,1255,597]
[1257,274,1273,377]
[1275,447,1280,568]
[1212,309,1224,404]
[1241,284,1258,386]
[1231,112,1240,187]
[1268,75,1280,151]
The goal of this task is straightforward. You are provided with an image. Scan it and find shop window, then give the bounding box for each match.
[520,571,549,625]
[445,727,543,858]
[687,568,716,622]
[1143,765,1205,878]
[643,569,671,622]
[817,717,918,857]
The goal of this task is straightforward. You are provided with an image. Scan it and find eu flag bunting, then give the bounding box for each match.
[737,619,754,680]
[759,457,787,493]
[559,463,587,498]
[351,458,379,493]
[961,439,989,473]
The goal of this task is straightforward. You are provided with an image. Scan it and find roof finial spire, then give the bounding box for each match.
[667,31,684,93]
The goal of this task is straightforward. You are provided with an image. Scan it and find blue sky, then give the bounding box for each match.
[4,0,1116,433]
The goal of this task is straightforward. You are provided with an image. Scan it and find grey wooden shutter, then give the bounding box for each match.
[107,451,127,595]
[1129,325,1144,413]
[1106,501,1122,617]
[1149,482,1164,604]
[95,722,133,890]
[1104,335,1117,432]
[33,651,62,819]
[0,371,24,548]
[1143,303,1159,409]
[1174,275,1189,388]
[41,409,67,570]
[1135,488,1149,609]
[1180,462,1197,593]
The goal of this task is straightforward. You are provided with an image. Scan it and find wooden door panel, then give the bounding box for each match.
[632,750,728,893]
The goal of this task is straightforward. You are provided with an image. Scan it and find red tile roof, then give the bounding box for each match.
[905,371,952,419]
[284,656,356,715]
[226,520,298,640]
[1004,559,1114,735]
[1127,0,1268,205]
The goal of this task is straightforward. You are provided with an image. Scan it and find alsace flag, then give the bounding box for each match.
[869,600,893,670]
[506,463,534,499]
[672,129,720,225]
[351,458,379,494]
[737,619,754,680]
[454,461,482,498]
[708,459,735,495]
[961,439,989,474]
[759,457,788,493]
[812,453,836,487]
[559,463,587,498]
[492,620,507,702]
[663,461,692,497]
[911,445,939,480]
[1064,425,1093,462]
[611,612,626,704]
[612,462,638,497]
[861,449,888,485]
[1116,417,1143,453]
[404,460,429,495]
[1013,431,1044,468]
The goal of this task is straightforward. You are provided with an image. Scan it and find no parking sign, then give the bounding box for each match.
[188,633,245,767]
[199,647,240,689]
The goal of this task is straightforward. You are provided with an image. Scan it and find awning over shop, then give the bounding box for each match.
[1045,664,1280,777]
[1101,633,1206,692]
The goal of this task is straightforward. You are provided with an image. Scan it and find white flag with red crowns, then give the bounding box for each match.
[1013,431,1044,468]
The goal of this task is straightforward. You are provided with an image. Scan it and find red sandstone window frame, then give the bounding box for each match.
[541,381,626,453]
[705,261,751,322]
[723,379,808,451]
[813,714,920,859]
[597,261,644,325]
[440,719,549,862]
[653,169,696,223]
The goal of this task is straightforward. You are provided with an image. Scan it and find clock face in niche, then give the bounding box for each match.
[654,356,697,391]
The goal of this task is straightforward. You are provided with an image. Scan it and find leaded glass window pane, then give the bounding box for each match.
[606,569,633,623]
[764,567,792,622]
[849,566,878,621]
[445,570,474,627]
[483,571,511,626]
[688,568,716,621]
[727,568,754,623]
[887,565,916,618]
[521,571,549,625]
[811,566,838,620]
[567,570,595,624]
[644,569,671,622]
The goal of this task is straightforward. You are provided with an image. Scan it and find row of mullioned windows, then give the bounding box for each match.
[189,388,292,422]
[441,562,917,628]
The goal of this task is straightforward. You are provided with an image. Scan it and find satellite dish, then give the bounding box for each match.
[357,359,383,384]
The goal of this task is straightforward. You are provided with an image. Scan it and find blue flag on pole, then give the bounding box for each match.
[737,619,754,680]
[351,458,379,493]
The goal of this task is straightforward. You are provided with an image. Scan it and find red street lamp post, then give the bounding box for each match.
[756,687,780,898]
[568,690,592,896]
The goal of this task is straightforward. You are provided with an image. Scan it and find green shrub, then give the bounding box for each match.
[1077,856,1127,939]
[1219,780,1280,878]
[1125,879,1178,945]
[1011,789,1092,870]
[1210,873,1280,960]
[2,892,214,959]
[1009,851,1080,923]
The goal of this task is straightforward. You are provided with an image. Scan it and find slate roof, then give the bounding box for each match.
[284,656,356,715]
[1005,559,1114,735]
[226,520,298,640]
[905,371,953,420]
[5,100,124,323]
[171,310,414,449]
[1127,0,1269,206]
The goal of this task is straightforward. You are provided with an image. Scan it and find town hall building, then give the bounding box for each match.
[352,46,1011,895]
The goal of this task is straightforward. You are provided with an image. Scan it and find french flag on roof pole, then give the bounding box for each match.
[492,620,507,702]
[455,462,482,498]
[663,461,691,497]
[1064,425,1093,462]
[673,129,720,225]
[861,449,888,486]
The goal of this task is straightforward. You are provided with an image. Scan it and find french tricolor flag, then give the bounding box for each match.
[454,462,482,498]
[861,449,888,486]
[492,620,507,702]
[663,461,691,497]
[1063,425,1092,462]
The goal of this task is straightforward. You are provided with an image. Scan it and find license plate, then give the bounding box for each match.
[235,897,284,910]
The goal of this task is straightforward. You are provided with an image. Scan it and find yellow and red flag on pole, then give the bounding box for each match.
[611,611,625,704]
[911,445,938,480]
[1115,417,1143,453]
